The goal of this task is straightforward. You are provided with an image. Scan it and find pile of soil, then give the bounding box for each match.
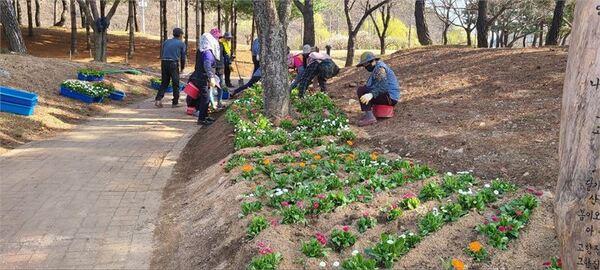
[0,54,154,153]
[151,47,565,269]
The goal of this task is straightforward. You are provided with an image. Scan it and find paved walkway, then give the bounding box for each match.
[0,98,198,269]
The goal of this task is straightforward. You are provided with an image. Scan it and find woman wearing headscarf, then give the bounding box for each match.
[189,32,220,126]
[210,28,225,110]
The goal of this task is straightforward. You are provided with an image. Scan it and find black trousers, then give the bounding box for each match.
[194,81,210,121]
[156,60,180,105]
[224,64,232,85]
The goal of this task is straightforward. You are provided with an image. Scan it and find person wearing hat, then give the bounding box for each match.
[221,32,234,88]
[288,45,310,90]
[155,28,187,108]
[355,51,400,126]
[209,28,225,110]
[294,49,340,98]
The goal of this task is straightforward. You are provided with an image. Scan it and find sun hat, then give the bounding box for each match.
[302,44,312,54]
[222,32,233,39]
[356,51,380,67]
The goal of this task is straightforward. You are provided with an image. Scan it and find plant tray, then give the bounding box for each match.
[0,101,35,116]
[77,73,105,81]
[150,81,173,93]
[0,86,38,107]
[109,90,126,101]
[60,86,104,104]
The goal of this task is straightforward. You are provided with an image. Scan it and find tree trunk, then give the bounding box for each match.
[1,0,27,53]
[128,0,134,57]
[545,0,565,46]
[201,0,205,33]
[379,36,385,55]
[465,29,472,46]
[93,31,107,61]
[26,0,33,36]
[163,0,168,41]
[344,34,356,67]
[252,0,292,119]
[414,0,432,46]
[294,0,315,47]
[250,12,255,43]
[532,31,538,47]
[217,0,221,30]
[133,0,139,32]
[184,0,189,50]
[442,23,449,45]
[522,34,527,47]
[53,0,57,24]
[54,0,67,27]
[232,5,237,53]
[70,0,76,53]
[16,0,22,25]
[538,20,544,47]
[195,0,200,42]
[476,0,487,48]
[555,2,600,270]
[560,30,570,46]
[79,2,86,27]
[34,0,40,26]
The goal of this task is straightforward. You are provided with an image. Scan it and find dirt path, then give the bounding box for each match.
[0,97,198,269]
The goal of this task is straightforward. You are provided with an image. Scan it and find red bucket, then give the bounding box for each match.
[186,107,195,115]
[373,105,394,118]
[183,82,199,99]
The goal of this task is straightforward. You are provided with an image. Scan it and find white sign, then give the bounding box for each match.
[138,0,148,8]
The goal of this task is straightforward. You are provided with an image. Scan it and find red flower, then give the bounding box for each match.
[515,210,523,217]
[543,261,551,266]
[498,226,507,232]
[534,190,543,197]
[343,226,350,232]
[315,232,327,245]
[362,211,370,218]
[557,258,562,267]
[316,194,326,199]
[257,242,273,255]
[270,219,279,226]
[313,202,320,209]
[296,201,304,209]
[281,201,290,207]
[491,215,499,222]
[506,225,513,231]
[402,192,417,199]
[483,220,489,225]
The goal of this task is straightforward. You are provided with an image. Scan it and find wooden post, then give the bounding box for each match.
[555,2,600,270]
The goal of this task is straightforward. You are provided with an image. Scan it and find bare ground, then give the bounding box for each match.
[151,46,566,269]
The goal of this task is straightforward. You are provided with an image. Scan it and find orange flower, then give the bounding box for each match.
[346,140,353,146]
[468,241,482,253]
[346,154,356,161]
[242,164,254,173]
[314,154,322,160]
[263,159,271,166]
[370,152,379,161]
[298,162,306,168]
[451,258,465,270]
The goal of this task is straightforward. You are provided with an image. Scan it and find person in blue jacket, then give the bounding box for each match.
[155,28,186,108]
[355,52,401,127]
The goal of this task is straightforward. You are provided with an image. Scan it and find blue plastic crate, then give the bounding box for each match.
[77,73,105,81]
[0,86,38,107]
[0,101,35,116]
[221,91,230,100]
[109,90,126,101]
[150,81,173,93]
[60,86,96,103]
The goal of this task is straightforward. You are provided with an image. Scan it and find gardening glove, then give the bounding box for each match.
[360,93,373,104]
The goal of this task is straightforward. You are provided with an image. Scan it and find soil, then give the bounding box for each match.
[151,46,566,270]
[0,53,155,154]
[327,46,568,189]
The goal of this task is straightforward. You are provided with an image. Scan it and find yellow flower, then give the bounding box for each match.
[346,140,353,146]
[298,162,306,168]
[370,152,379,161]
[263,159,271,166]
[314,154,322,160]
[346,154,356,161]
[468,241,482,253]
[242,164,253,173]
[451,259,465,270]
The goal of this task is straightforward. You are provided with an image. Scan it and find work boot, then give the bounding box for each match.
[154,100,163,108]
[358,111,377,127]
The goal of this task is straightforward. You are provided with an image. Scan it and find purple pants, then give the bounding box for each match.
[356,86,397,111]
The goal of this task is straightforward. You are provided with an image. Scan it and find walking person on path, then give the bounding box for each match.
[155,28,187,108]
[189,33,220,126]
[354,51,401,126]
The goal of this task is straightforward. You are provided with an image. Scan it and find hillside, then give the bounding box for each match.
[151,46,567,270]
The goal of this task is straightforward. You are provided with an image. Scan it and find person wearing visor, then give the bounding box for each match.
[355,51,400,127]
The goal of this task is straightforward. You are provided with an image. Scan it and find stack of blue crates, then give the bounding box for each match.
[0,86,38,116]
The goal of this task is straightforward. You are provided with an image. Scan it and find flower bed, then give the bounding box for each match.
[59,80,111,104]
[77,69,105,81]
[214,85,537,270]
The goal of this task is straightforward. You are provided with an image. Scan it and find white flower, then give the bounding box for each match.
[319,261,326,267]
[400,234,406,238]
[458,189,464,194]
[408,232,414,236]
[446,172,453,176]
[484,184,491,188]
[493,190,500,195]
[352,250,359,256]
[275,191,283,196]
[269,194,274,198]
[283,188,289,193]
[249,194,255,197]
[333,261,340,267]
[387,239,395,244]
[432,208,439,215]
